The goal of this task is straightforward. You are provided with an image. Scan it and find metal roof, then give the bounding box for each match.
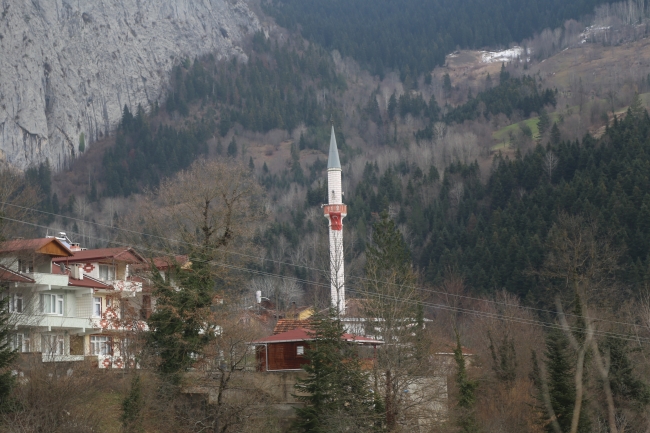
[327,125,341,169]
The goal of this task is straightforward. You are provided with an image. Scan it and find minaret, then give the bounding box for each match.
[323,125,347,315]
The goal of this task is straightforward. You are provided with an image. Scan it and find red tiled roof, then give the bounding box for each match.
[253,328,314,344]
[273,319,312,334]
[0,265,35,283]
[0,238,73,257]
[53,247,145,264]
[253,327,383,345]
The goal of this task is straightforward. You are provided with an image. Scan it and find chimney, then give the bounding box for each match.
[71,264,84,280]
[69,243,81,252]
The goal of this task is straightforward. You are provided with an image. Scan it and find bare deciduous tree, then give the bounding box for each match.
[544,151,559,183]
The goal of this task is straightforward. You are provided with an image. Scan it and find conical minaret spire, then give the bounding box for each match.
[324,125,346,315]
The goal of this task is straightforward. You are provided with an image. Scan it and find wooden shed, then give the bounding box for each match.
[252,327,383,372]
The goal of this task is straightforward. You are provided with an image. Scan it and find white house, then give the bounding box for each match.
[0,237,148,368]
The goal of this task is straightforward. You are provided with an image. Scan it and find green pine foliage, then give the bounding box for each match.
[531,328,591,433]
[102,36,344,198]
[443,75,557,124]
[488,331,517,385]
[102,105,210,197]
[0,293,17,412]
[292,310,378,432]
[166,36,344,135]
[365,210,411,282]
[264,0,611,78]
[78,132,85,153]
[24,159,57,224]
[454,334,479,433]
[419,107,650,299]
[147,253,215,376]
[121,375,145,433]
[604,337,650,406]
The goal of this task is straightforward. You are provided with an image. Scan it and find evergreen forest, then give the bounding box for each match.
[264,0,613,77]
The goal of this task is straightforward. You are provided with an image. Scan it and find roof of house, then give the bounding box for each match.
[253,327,383,345]
[51,264,112,289]
[52,247,145,264]
[0,238,73,257]
[0,265,35,283]
[273,319,312,334]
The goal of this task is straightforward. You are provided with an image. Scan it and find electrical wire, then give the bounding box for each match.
[0,201,644,330]
[2,215,649,344]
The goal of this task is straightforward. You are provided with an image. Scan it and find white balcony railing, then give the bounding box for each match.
[42,354,85,363]
[28,272,69,288]
[107,279,142,293]
[89,317,149,332]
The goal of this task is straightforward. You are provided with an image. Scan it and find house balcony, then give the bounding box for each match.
[26,272,69,289]
[41,354,85,363]
[89,317,149,332]
[14,314,97,332]
[107,279,142,293]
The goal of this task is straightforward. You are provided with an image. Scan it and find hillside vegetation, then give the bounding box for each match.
[264,0,613,77]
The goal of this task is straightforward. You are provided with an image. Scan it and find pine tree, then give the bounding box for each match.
[0,295,16,412]
[443,73,453,99]
[78,132,85,153]
[366,211,411,282]
[147,252,215,377]
[539,327,590,433]
[121,375,144,433]
[0,224,17,411]
[227,137,238,157]
[550,122,561,145]
[454,333,478,433]
[538,109,550,135]
[488,331,517,385]
[388,92,397,120]
[293,310,377,432]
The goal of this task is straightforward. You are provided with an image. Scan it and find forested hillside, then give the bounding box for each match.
[101,37,345,196]
[421,99,650,300]
[264,0,613,77]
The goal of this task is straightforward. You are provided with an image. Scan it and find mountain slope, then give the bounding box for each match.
[0,0,259,171]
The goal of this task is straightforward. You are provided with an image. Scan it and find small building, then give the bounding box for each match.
[252,327,383,372]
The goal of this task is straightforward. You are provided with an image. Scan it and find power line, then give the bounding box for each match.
[2,216,648,344]
[0,202,643,330]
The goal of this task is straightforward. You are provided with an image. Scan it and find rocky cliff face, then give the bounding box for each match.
[0,0,259,170]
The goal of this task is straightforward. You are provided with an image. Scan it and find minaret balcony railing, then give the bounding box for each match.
[323,204,347,216]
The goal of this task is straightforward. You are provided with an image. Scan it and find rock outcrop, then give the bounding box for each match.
[0,0,259,170]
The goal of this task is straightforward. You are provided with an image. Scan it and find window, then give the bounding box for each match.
[5,294,23,313]
[42,335,64,356]
[93,297,102,317]
[41,294,64,315]
[11,333,29,352]
[98,265,115,281]
[297,345,305,356]
[90,335,112,356]
[18,260,33,273]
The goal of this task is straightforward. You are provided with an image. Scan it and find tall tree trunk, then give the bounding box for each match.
[386,369,396,430]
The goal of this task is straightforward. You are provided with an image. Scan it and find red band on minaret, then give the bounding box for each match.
[330,213,342,231]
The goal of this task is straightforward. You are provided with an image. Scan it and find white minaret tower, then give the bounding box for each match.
[324,125,347,315]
